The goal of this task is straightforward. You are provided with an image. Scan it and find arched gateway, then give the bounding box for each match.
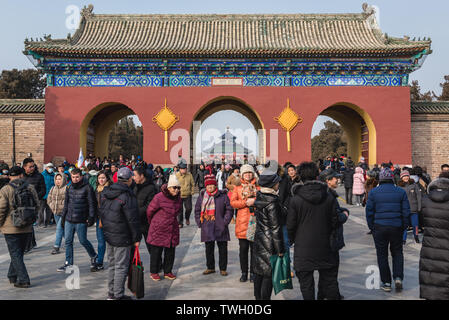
[24,4,431,166]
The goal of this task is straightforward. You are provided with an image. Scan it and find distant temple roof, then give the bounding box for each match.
[203,128,253,155]
[411,101,449,114]
[24,4,431,59]
[0,99,45,113]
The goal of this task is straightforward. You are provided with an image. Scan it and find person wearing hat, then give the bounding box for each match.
[397,170,421,244]
[365,168,410,292]
[195,174,233,276]
[0,166,41,288]
[35,162,53,228]
[57,168,98,273]
[175,162,194,228]
[0,169,10,190]
[99,166,141,300]
[352,167,365,207]
[230,164,260,283]
[252,169,284,300]
[318,168,348,300]
[146,174,182,281]
[41,163,56,226]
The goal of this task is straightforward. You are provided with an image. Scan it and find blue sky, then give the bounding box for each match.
[1,0,446,150]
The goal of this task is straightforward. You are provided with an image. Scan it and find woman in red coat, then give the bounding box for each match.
[146,174,182,281]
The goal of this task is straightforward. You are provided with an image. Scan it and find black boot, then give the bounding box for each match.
[250,273,255,283]
[414,235,420,243]
[240,273,248,282]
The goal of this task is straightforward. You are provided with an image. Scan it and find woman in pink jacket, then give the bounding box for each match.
[352,167,366,206]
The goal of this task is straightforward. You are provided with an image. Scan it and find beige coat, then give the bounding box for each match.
[175,172,195,198]
[0,179,40,234]
[46,173,68,216]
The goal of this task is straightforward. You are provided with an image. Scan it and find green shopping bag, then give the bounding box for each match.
[270,254,293,295]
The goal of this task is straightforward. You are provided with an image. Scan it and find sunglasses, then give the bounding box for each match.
[171,186,181,190]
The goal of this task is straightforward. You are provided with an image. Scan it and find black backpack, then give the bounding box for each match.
[9,181,37,227]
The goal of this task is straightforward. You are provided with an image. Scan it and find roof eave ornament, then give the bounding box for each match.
[362,3,384,41]
[81,4,94,19]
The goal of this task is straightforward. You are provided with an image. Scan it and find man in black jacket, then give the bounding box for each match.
[22,158,46,253]
[132,166,156,257]
[57,168,97,272]
[287,162,340,300]
[100,167,140,300]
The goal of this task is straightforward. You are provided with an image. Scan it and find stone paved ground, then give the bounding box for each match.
[0,186,423,300]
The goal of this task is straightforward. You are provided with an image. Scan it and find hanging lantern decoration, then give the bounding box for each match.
[274,98,302,152]
[152,98,179,152]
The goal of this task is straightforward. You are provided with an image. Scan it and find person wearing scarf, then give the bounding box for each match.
[195,174,233,276]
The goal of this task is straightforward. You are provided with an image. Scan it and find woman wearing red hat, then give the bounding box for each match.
[195,174,234,276]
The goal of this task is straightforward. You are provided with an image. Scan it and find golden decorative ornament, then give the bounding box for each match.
[274,98,302,152]
[152,98,179,151]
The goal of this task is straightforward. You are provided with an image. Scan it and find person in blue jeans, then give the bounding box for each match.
[57,168,98,272]
[397,170,421,244]
[366,167,410,292]
[47,173,68,254]
[91,170,112,271]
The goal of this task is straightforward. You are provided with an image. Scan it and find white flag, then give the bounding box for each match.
[77,148,84,168]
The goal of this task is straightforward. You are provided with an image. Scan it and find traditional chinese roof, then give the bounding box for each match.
[0,99,45,113]
[203,128,252,155]
[411,101,449,114]
[24,4,431,59]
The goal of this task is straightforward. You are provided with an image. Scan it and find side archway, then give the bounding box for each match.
[80,102,139,159]
[315,102,377,165]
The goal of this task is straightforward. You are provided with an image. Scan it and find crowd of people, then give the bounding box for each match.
[0,153,449,300]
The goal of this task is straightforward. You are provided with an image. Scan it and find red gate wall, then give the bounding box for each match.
[44,86,411,165]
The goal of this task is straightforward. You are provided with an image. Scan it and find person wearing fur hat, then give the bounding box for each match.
[146,174,182,281]
[252,169,284,300]
[397,170,421,244]
[365,168,410,292]
[195,174,233,276]
[230,164,260,283]
[419,171,449,300]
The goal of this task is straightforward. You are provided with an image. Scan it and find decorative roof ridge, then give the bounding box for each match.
[0,99,45,104]
[85,12,367,20]
[411,101,449,105]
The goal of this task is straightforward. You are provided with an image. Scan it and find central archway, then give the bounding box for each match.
[80,102,141,159]
[190,97,265,165]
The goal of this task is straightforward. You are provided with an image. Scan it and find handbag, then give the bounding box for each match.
[270,254,293,295]
[127,246,145,299]
[246,214,257,242]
